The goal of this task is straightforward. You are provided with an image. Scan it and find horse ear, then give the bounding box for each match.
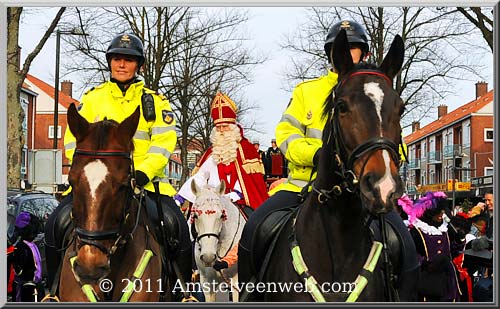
[379,35,404,80]
[218,181,226,195]
[117,106,140,142]
[191,179,200,196]
[67,103,89,142]
[331,29,354,77]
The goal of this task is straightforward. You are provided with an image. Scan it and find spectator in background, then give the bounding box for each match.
[483,191,493,239]
[449,212,474,302]
[402,191,461,302]
[265,139,286,179]
[253,140,267,180]
[464,191,493,302]
[11,212,45,302]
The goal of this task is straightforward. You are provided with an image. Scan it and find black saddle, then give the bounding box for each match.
[143,196,181,255]
[368,216,402,277]
[250,205,298,278]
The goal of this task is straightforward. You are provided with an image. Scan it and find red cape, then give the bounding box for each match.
[194,137,268,209]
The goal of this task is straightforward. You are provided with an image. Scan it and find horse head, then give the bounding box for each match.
[66,103,140,282]
[190,180,228,267]
[322,29,405,215]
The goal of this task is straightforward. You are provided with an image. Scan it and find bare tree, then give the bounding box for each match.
[61,7,265,183]
[281,7,491,130]
[160,8,265,182]
[456,7,493,51]
[7,7,66,188]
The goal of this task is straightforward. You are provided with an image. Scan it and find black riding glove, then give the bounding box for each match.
[135,170,150,187]
[213,260,229,271]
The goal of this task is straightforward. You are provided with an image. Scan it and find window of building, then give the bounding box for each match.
[20,98,29,132]
[463,122,471,148]
[484,167,493,176]
[484,128,493,142]
[48,125,62,139]
[21,145,27,175]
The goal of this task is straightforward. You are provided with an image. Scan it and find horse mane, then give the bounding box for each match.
[91,119,134,151]
[321,62,381,121]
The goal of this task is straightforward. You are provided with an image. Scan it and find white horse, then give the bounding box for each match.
[190,180,245,302]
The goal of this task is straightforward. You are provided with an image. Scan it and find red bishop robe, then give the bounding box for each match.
[194,137,268,209]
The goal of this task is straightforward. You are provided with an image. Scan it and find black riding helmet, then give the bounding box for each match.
[106,33,145,70]
[324,20,369,63]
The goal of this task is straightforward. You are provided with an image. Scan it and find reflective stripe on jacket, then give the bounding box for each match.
[64,80,177,196]
[274,70,338,193]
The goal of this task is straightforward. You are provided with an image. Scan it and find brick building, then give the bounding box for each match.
[403,82,494,199]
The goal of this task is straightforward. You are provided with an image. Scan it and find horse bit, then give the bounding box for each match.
[72,148,143,257]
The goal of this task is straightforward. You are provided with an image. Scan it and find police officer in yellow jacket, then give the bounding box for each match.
[238,20,417,301]
[44,33,192,294]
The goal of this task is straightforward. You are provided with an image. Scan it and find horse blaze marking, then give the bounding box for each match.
[376,150,395,204]
[83,160,109,205]
[364,82,384,136]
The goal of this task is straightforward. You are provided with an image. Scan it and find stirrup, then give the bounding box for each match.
[41,294,60,302]
[181,294,199,302]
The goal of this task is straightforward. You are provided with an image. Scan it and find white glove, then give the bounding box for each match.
[225,191,242,202]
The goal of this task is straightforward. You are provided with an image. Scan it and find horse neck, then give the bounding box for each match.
[295,193,370,281]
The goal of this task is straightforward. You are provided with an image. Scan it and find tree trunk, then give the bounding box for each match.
[7,7,23,189]
[7,7,66,189]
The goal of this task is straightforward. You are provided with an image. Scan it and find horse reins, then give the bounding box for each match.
[64,148,155,302]
[295,70,401,302]
[288,206,383,302]
[72,148,141,257]
[312,70,401,204]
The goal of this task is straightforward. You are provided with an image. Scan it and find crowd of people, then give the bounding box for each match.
[252,139,288,183]
[7,20,494,303]
[397,190,494,302]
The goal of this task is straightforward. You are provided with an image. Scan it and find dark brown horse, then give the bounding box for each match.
[246,30,415,302]
[58,104,168,302]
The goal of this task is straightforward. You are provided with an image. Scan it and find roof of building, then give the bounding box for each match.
[25,74,79,108]
[404,90,494,144]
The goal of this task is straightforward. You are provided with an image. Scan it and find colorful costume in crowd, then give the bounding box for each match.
[11,212,44,302]
[402,191,461,302]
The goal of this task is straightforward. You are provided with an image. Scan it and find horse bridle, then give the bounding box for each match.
[190,204,241,259]
[72,148,141,256]
[313,70,402,204]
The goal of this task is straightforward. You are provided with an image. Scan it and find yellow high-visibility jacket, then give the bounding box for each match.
[274,70,339,193]
[64,80,177,196]
[274,70,407,194]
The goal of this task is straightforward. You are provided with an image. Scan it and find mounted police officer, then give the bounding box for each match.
[238,20,418,301]
[44,33,193,300]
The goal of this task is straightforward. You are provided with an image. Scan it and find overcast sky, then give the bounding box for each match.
[18,6,494,149]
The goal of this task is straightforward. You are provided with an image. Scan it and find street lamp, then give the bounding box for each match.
[53,28,88,149]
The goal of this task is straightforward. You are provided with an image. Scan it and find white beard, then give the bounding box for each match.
[210,124,241,165]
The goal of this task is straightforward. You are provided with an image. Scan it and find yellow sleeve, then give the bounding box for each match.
[135,95,177,180]
[275,86,320,167]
